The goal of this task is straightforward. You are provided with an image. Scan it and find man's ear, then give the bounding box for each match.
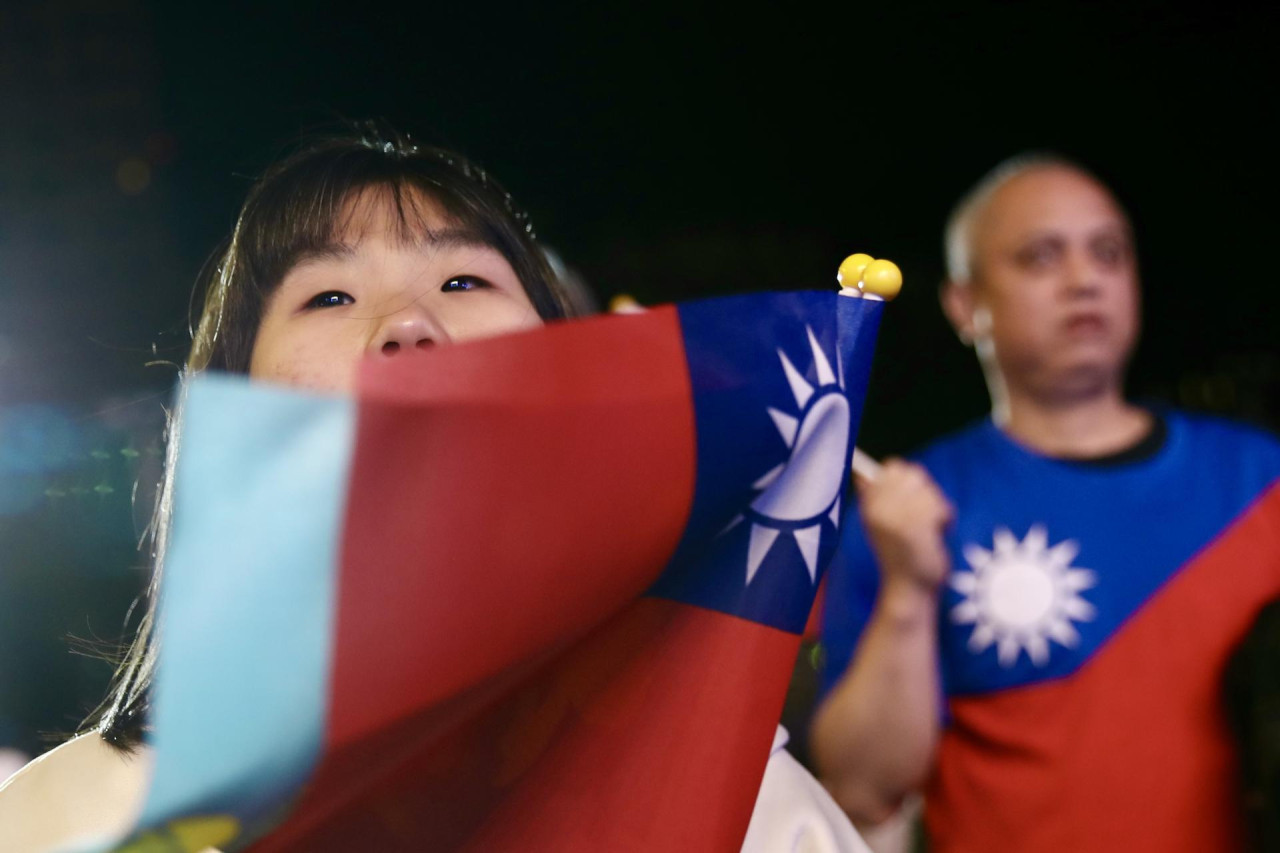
[940,279,978,346]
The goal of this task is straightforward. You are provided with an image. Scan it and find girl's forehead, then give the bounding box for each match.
[277,187,499,285]
[333,186,461,247]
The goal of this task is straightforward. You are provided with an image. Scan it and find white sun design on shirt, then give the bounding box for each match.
[722,326,849,586]
[949,525,1097,667]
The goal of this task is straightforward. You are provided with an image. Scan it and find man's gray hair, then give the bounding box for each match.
[944,152,1095,283]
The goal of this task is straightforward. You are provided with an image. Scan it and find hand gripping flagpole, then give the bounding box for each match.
[837,251,903,483]
[851,447,882,482]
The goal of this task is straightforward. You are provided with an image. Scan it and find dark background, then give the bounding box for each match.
[2,1,1277,758]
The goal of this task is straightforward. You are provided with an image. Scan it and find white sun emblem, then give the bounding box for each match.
[722,326,849,586]
[950,525,1097,667]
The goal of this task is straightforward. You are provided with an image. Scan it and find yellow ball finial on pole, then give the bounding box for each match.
[860,259,903,301]
[837,253,874,290]
[609,294,645,314]
[837,253,903,301]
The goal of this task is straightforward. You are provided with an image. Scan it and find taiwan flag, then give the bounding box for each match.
[105,290,882,853]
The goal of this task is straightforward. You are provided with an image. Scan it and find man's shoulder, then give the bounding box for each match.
[906,410,1280,476]
[1166,409,1280,455]
[1165,410,1280,487]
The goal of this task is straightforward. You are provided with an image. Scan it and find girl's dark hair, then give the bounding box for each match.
[192,122,570,372]
[83,123,572,750]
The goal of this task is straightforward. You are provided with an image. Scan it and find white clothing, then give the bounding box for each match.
[742,726,873,853]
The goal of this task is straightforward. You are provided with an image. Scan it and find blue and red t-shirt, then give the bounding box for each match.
[821,411,1280,852]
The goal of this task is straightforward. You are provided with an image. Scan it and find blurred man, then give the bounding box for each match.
[811,155,1280,852]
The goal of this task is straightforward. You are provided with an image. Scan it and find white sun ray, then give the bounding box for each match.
[949,525,1098,669]
[777,348,814,409]
[828,494,841,527]
[1048,539,1080,567]
[993,527,1018,555]
[950,572,978,595]
[1026,634,1050,666]
[1023,524,1048,555]
[767,408,799,448]
[968,623,997,653]
[963,544,992,570]
[951,600,981,623]
[967,625,998,650]
[1047,618,1080,647]
[794,525,822,582]
[1062,568,1097,592]
[807,327,837,386]
[747,526,780,584]
[997,636,1021,666]
[1062,597,1096,621]
[753,463,786,491]
[719,514,744,537]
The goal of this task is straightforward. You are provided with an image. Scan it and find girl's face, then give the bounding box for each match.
[249,190,543,393]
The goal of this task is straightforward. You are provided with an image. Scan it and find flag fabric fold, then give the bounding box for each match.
[108,290,883,853]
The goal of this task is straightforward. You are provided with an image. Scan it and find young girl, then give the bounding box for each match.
[0,123,573,850]
[0,123,868,853]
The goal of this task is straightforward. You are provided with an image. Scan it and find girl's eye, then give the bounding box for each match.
[441,276,488,293]
[306,290,354,309]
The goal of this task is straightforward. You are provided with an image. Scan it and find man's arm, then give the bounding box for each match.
[810,460,952,827]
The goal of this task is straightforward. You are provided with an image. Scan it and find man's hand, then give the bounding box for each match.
[856,459,954,596]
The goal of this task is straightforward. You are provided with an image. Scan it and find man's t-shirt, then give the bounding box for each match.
[820,411,1280,852]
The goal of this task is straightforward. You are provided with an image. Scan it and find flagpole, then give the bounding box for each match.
[837,252,901,485]
[851,447,881,482]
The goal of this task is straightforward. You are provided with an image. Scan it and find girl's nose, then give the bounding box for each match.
[370,304,449,357]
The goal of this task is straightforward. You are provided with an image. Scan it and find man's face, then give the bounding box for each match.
[953,166,1139,401]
